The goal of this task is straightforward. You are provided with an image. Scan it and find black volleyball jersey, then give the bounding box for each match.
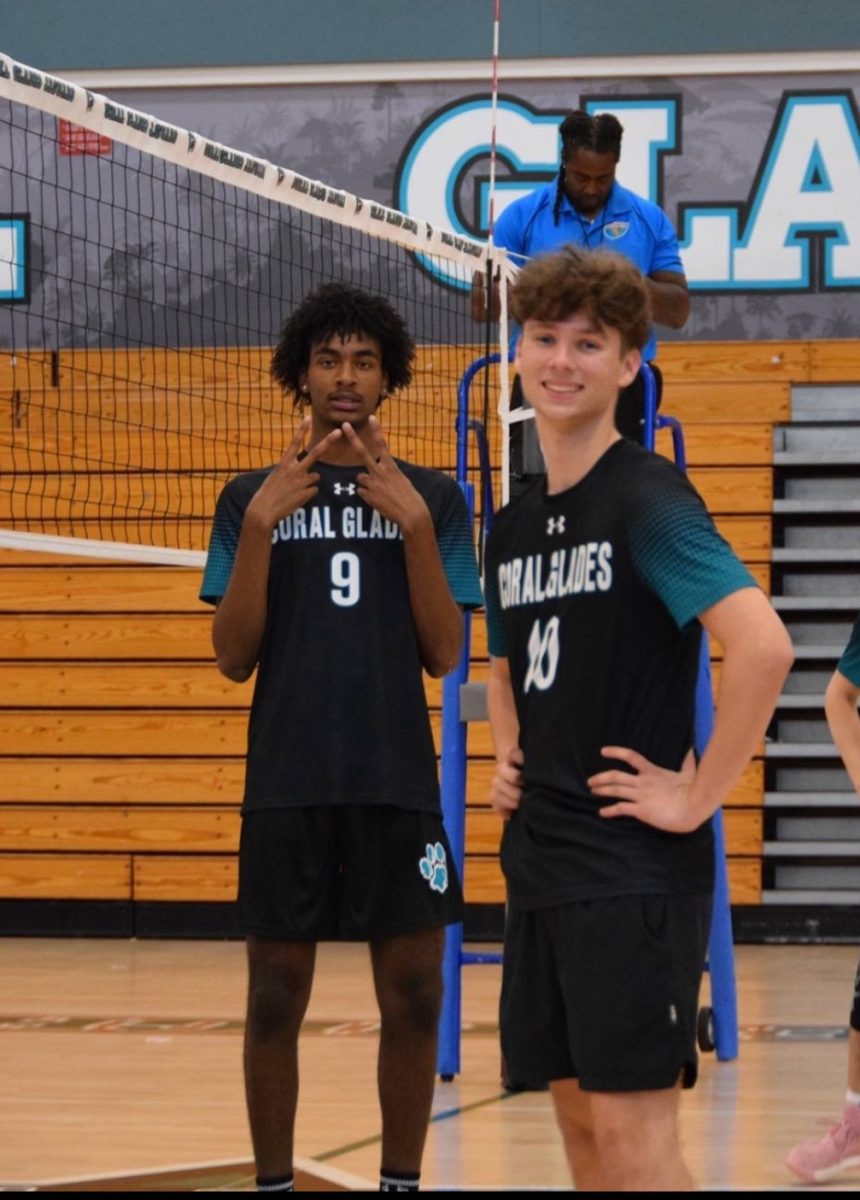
[484,438,756,909]
[201,459,483,814]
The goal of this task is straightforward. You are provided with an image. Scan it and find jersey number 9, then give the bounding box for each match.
[330,551,361,607]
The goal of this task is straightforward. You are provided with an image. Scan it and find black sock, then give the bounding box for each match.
[256,1173,294,1192]
[380,1168,420,1191]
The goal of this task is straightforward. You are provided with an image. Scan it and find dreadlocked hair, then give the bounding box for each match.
[552,109,624,225]
[552,162,567,227]
[271,282,415,407]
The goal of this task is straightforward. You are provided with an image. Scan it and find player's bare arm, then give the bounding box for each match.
[487,655,524,817]
[212,420,343,682]
[646,269,690,329]
[825,671,860,796]
[591,587,794,833]
[342,415,463,677]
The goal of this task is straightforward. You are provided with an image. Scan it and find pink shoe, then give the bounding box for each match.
[786,1105,860,1183]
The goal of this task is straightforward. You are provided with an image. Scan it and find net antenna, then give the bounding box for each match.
[0,54,495,565]
[486,0,502,244]
[483,1,513,507]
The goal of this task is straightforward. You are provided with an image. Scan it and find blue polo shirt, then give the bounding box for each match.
[493,180,684,361]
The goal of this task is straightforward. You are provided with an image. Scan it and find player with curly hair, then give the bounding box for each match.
[201,282,482,1193]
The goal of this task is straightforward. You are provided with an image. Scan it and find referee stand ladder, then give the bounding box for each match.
[437,357,738,1082]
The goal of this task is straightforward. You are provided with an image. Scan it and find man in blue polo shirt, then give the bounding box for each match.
[473,109,689,480]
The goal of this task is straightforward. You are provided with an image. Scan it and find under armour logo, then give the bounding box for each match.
[524,616,561,693]
[547,516,566,535]
[333,483,356,495]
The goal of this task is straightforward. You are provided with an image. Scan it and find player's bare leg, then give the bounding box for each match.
[244,937,317,1180]
[370,927,446,1174]
[587,1084,693,1191]
[550,1078,607,1190]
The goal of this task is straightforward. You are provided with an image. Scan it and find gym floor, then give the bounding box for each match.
[1,938,857,1191]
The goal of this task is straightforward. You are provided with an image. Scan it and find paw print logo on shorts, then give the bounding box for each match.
[419,842,449,894]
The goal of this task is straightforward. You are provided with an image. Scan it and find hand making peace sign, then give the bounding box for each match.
[246,417,343,530]
[341,415,431,535]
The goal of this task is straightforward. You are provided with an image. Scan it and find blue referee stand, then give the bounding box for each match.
[641,361,739,1063]
[438,353,504,1082]
[437,356,738,1081]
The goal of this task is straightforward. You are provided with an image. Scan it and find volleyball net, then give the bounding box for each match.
[0,54,515,565]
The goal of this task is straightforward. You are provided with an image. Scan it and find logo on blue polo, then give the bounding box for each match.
[419,842,449,894]
[604,221,630,240]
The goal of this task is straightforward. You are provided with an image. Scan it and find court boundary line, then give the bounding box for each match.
[6,1155,375,1192]
[8,1157,261,1190]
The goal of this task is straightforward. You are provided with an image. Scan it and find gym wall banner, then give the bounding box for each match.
[5,70,860,341]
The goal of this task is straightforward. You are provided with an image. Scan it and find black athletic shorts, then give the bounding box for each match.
[500,892,712,1093]
[238,805,464,941]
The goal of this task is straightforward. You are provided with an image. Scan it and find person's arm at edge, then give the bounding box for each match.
[824,669,860,797]
[646,269,690,330]
[488,654,524,817]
